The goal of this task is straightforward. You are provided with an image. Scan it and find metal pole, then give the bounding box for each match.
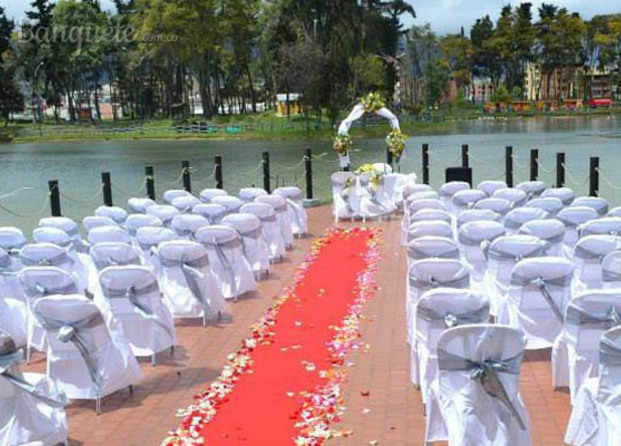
[214,155,223,189]
[461,144,469,168]
[556,153,565,188]
[505,146,513,187]
[305,148,313,200]
[102,172,113,206]
[182,160,191,192]
[530,149,539,181]
[262,151,271,193]
[145,166,155,200]
[48,180,61,216]
[589,157,599,197]
[422,143,430,185]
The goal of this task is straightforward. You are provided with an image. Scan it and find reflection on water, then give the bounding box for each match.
[1,115,621,234]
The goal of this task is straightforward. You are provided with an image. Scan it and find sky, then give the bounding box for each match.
[2,0,620,35]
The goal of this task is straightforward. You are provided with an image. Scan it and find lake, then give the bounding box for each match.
[2,115,621,235]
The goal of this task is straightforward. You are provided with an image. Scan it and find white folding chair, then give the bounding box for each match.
[33,294,141,412]
[194,225,257,300]
[517,180,546,198]
[222,213,270,278]
[504,207,549,234]
[90,242,140,272]
[240,202,286,261]
[527,197,564,216]
[519,218,565,256]
[163,189,191,204]
[170,214,210,240]
[94,206,128,224]
[356,172,396,220]
[402,183,433,204]
[414,289,489,401]
[581,217,621,237]
[273,186,308,236]
[572,235,621,292]
[492,187,528,208]
[450,189,486,216]
[477,180,507,197]
[456,209,500,228]
[552,290,621,403]
[192,203,228,225]
[0,227,27,255]
[407,220,453,244]
[0,252,27,347]
[135,226,177,276]
[439,181,470,208]
[211,195,244,215]
[83,216,118,232]
[158,240,225,325]
[565,326,621,446]
[372,162,393,174]
[170,195,201,213]
[19,244,77,284]
[256,195,294,248]
[410,209,452,225]
[602,251,621,289]
[542,187,575,206]
[199,188,228,203]
[573,196,609,216]
[127,197,155,213]
[239,187,268,203]
[407,237,460,265]
[608,206,621,218]
[499,257,574,349]
[146,204,181,226]
[425,325,531,445]
[474,197,512,216]
[99,265,176,364]
[458,220,505,286]
[0,330,68,444]
[38,217,82,246]
[402,198,446,246]
[331,172,359,221]
[87,226,131,246]
[382,173,405,209]
[125,213,163,238]
[557,206,599,251]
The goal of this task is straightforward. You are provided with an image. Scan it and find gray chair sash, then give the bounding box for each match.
[510,274,569,322]
[459,234,499,247]
[258,214,278,224]
[21,251,73,268]
[505,218,528,230]
[101,282,175,341]
[602,269,621,283]
[174,228,194,238]
[573,245,609,261]
[203,211,227,225]
[437,348,526,430]
[338,184,355,214]
[94,255,141,271]
[0,350,67,408]
[160,255,211,314]
[487,245,543,262]
[600,337,621,366]
[409,274,470,290]
[408,247,460,261]
[23,283,78,298]
[557,216,579,229]
[0,255,17,276]
[285,198,303,228]
[237,228,263,258]
[417,303,489,328]
[565,305,621,329]
[37,312,104,397]
[204,238,241,292]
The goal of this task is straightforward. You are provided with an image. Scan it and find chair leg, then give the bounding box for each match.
[151,352,157,366]
[26,345,31,365]
[128,385,134,395]
[96,396,101,415]
[203,314,207,327]
[170,345,175,356]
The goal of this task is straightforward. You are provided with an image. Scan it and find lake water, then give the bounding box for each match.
[2,115,621,234]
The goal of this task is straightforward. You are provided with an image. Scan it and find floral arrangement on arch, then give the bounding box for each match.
[386,129,406,161]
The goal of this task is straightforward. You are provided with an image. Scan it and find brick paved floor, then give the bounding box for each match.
[22,207,572,445]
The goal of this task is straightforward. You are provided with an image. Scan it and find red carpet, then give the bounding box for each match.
[163,227,380,445]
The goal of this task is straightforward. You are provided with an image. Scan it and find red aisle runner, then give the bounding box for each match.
[163,227,380,445]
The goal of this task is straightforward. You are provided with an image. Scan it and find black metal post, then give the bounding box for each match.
[182,160,191,192]
[589,157,599,197]
[461,144,469,168]
[305,148,313,200]
[48,180,61,216]
[262,151,270,193]
[145,166,155,200]
[214,155,223,189]
[530,149,539,181]
[505,146,513,187]
[556,153,565,188]
[102,172,113,206]
[387,148,393,167]
[422,143,430,185]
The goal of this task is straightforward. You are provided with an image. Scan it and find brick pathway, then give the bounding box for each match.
[22,208,572,445]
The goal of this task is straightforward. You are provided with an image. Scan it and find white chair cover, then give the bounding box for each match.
[519,218,565,256]
[0,227,27,255]
[240,203,286,261]
[516,180,546,198]
[87,226,131,245]
[565,326,621,446]
[33,294,141,403]
[413,289,489,401]
[135,227,177,275]
[171,195,201,213]
[498,256,574,349]
[581,217,621,238]
[221,214,270,277]
[194,226,257,300]
[355,172,397,219]
[542,187,575,205]
[239,187,268,203]
[382,173,406,208]
[407,220,453,244]
[439,181,470,207]
[170,214,210,240]
[90,243,140,272]
[602,251,621,290]
[19,244,77,288]
[572,235,621,292]
[192,203,228,225]
[552,290,621,402]
[273,186,308,236]
[504,207,549,234]
[38,218,81,245]
[474,197,512,216]
[19,267,79,356]
[94,206,128,224]
[255,195,294,248]
[608,206,621,218]
[125,213,163,237]
[0,252,27,346]
[425,324,531,445]
[146,204,181,226]
[199,188,228,203]
[527,197,564,216]
[163,189,191,204]
[127,197,155,213]
[83,216,118,232]
[402,198,446,246]
[492,188,528,208]
[0,331,68,445]
[406,237,460,265]
[458,220,505,286]
[157,240,225,323]
[211,195,244,215]
[456,209,500,228]
[557,206,599,250]
[573,196,609,216]
[372,162,393,174]
[477,180,507,197]
[402,183,433,203]
[450,189,487,215]
[410,209,452,225]
[0,247,24,304]
[483,235,547,317]
[99,265,176,360]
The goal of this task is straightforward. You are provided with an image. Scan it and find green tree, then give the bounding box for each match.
[0,6,25,126]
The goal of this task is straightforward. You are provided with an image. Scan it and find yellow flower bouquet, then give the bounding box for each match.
[361,92,385,114]
[386,129,406,161]
[333,134,353,156]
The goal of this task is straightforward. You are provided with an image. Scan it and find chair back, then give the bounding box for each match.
[94,206,128,224]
